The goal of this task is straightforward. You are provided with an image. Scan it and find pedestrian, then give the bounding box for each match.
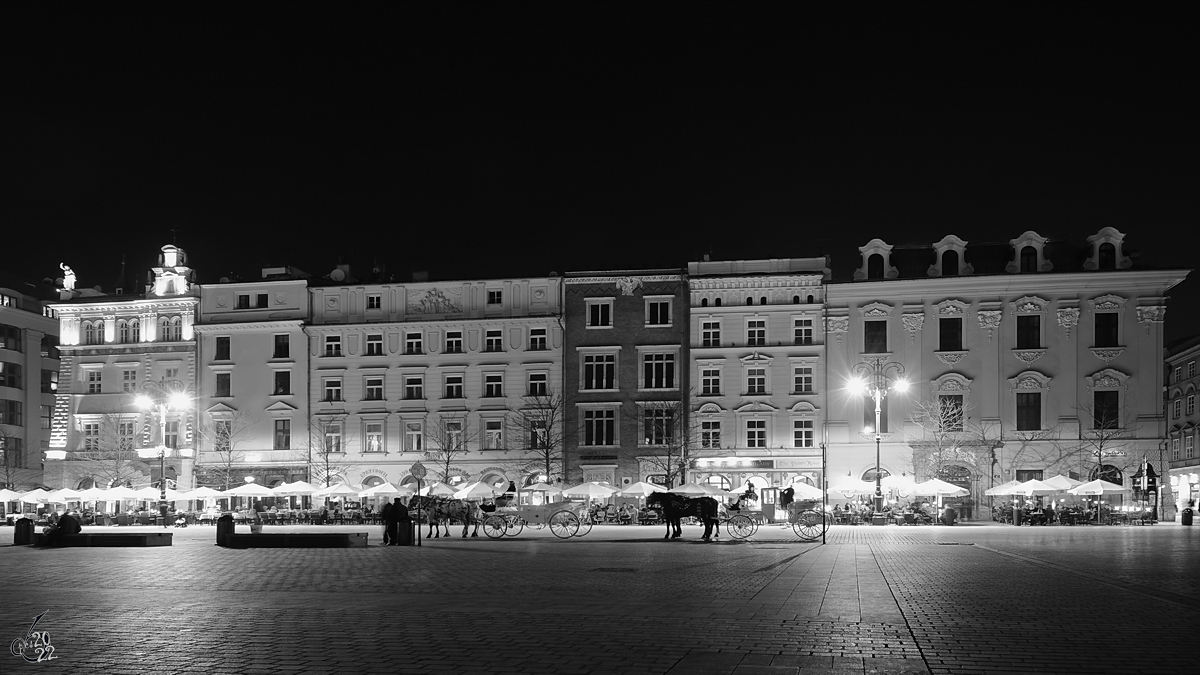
[380,501,393,545]
[44,511,82,545]
[384,497,407,545]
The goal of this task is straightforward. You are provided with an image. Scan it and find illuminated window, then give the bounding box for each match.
[445,331,463,354]
[365,334,383,356]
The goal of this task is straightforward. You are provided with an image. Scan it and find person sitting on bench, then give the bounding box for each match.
[44,511,82,543]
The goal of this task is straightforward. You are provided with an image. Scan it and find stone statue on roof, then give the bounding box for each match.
[60,263,76,291]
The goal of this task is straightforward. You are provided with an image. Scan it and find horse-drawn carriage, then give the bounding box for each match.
[786,500,829,541]
[482,501,592,539]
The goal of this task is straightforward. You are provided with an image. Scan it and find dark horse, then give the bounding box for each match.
[408,496,483,538]
[646,492,720,540]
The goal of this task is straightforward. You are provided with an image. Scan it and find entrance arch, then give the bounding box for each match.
[937,465,974,520]
[1090,464,1123,484]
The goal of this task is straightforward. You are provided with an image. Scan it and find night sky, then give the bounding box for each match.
[5,4,1196,339]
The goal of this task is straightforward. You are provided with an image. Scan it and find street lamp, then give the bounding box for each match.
[134,377,189,528]
[847,357,908,515]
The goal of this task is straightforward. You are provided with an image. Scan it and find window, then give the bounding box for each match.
[793,420,814,448]
[1172,437,1180,461]
[1016,315,1041,349]
[864,395,888,433]
[273,371,291,396]
[646,298,671,326]
[83,322,100,345]
[643,409,674,445]
[273,334,290,359]
[643,353,675,389]
[274,419,291,449]
[324,335,342,357]
[87,370,102,394]
[1174,399,1182,420]
[40,405,51,429]
[794,318,813,345]
[746,367,766,395]
[404,376,423,400]
[701,368,721,395]
[529,328,547,351]
[1174,366,1183,383]
[793,366,813,394]
[746,420,766,448]
[236,294,250,309]
[485,329,503,352]
[746,319,766,347]
[487,290,503,305]
[1093,390,1120,429]
[323,378,342,402]
[159,316,182,342]
[583,409,615,446]
[701,420,721,448]
[444,374,463,398]
[864,320,888,353]
[324,422,343,453]
[120,421,136,451]
[0,362,21,388]
[942,250,959,276]
[118,321,131,344]
[215,336,230,360]
[939,317,963,351]
[164,420,180,449]
[1020,246,1038,273]
[215,372,231,397]
[527,372,547,397]
[1094,313,1119,348]
[365,423,384,453]
[1016,392,1041,431]
[42,369,57,393]
[938,395,964,431]
[41,335,59,359]
[1189,395,1196,417]
[120,369,137,393]
[445,331,463,354]
[443,421,464,450]
[1187,435,1196,460]
[217,419,232,454]
[82,423,99,451]
[0,400,21,426]
[582,353,616,390]
[364,377,384,401]
[1,324,24,351]
[587,299,612,328]
[528,421,547,450]
[867,254,884,279]
[165,367,179,381]
[367,294,382,310]
[405,422,423,452]
[366,334,383,356]
[702,321,721,347]
[257,293,269,309]
[484,420,503,449]
[405,332,423,355]
[1188,360,1196,379]
[484,373,503,397]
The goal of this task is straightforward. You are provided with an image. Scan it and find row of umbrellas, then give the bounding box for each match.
[984,475,1128,497]
[828,475,969,498]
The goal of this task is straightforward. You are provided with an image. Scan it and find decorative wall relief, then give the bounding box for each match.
[615,277,643,296]
[1136,306,1166,334]
[977,311,1001,342]
[407,287,463,315]
[902,313,925,343]
[1056,307,1080,340]
[825,316,849,344]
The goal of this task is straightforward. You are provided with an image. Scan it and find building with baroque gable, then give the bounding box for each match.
[192,267,311,491]
[45,245,200,491]
[306,275,563,490]
[825,229,1187,519]
[0,276,60,491]
[686,257,829,508]
[562,270,687,487]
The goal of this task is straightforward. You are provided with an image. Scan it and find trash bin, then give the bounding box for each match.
[216,514,235,546]
[397,516,414,546]
[1182,508,1194,526]
[13,518,35,545]
[1013,508,1023,526]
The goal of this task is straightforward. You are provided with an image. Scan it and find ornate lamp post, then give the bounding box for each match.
[134,377,189,528]
[848,357,908,515]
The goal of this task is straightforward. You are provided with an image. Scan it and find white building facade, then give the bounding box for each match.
[0,281,59,492]
[1166,335,1200,519]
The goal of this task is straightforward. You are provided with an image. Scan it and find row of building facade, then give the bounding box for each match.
[2,227,1195,520]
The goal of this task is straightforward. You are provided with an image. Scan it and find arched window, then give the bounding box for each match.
[1020,246,1038,273]
[807,294,814,304]
[1098,243,1116,270]
[942,250,959,276]
[131,320,140,343]
[867,254,884,280]
[793,296,800,304]
[759,297,767,305]
[84,321,100,345]
[701,474,731,490]
[361,475,385,488]
[746,297,753,306]
[862,468,890,482]
[701,298,707,307]
[714,298,721,307]
[1090,464,1122,484]
[118,321,129,344]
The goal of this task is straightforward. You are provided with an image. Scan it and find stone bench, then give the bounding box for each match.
[219,532,368,548]
[33,532,173,547]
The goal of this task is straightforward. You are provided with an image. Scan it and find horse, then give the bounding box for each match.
[646,492,720,540]
[408,496,483,538]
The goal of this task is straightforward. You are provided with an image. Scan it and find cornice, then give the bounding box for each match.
[689,276,822,291]
[564,275,681,285]
[303,315,558,332]
[53,298,198,315]
[193,320,306,333]
[825,268,1192,300]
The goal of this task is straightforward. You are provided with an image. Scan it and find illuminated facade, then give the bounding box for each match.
[0,279,59,491]
[1166,334,1200,519]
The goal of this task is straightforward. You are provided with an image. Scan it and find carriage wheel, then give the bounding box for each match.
[573,516,593,537]
[727,515,755,539]
[792,510,827,541]
[483,516,507,539]
[503,516,524,537]
[549,511,579,539]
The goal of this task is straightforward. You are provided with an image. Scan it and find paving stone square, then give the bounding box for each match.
[1,521,1196,674]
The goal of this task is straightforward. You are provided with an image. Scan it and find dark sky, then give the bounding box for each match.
[4,4,1196,339]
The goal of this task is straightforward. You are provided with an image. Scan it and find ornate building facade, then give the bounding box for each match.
[1166,334,1200,519]
[0,277,59,491]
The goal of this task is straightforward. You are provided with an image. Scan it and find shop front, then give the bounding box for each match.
[1169,469,1198,516]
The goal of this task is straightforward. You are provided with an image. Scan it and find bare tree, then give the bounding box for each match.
[1070,403,1144,483]
[639,394,715,488]
[0,423,25,489]
[509,390,572,484]
[68,410,147,489]
[308,415,353,487]
[906,396,998,483]
[194,410,259,490]
[425,411,478,484]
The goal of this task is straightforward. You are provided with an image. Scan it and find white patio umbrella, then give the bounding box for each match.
[1008,479,1061,497]
[271,481,321,496]
[360,482,412,498]
[18,488,52,503]
[562,482,619,499]
[666,482,708,496]
[913,478,969,497]
[183,486,224,498]
[418,482,458,497]
[525,482,562,495]
[785,481,824,500]
[45,488,84,503]
[1068,479,1128,496]
[616,481,666,498]
[0,488,24,502]
[881,474,918,495]
[829,478,877,498]
[453,481,501,500]
[984,480,1021,496]
[312,482,362,499]
[224,483,276,498]
[76,486,111,501]
[1042,474,1084,491]
[103,486,140,500]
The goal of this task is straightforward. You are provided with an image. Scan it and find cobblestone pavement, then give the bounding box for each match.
[1,521,1195,674]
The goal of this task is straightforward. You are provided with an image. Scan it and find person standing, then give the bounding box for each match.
[384,497,407,545]
[380,501,393,545]
[779,487,795,527]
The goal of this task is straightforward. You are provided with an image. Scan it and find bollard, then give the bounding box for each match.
[216,514,235,546]
[397,516,414,546]
[13,518,35,546]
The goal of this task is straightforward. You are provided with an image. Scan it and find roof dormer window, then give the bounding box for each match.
[1084,227,1131,271]
[1006,231,1052,274]
[854,239,898,281]
[928,235,973,277]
